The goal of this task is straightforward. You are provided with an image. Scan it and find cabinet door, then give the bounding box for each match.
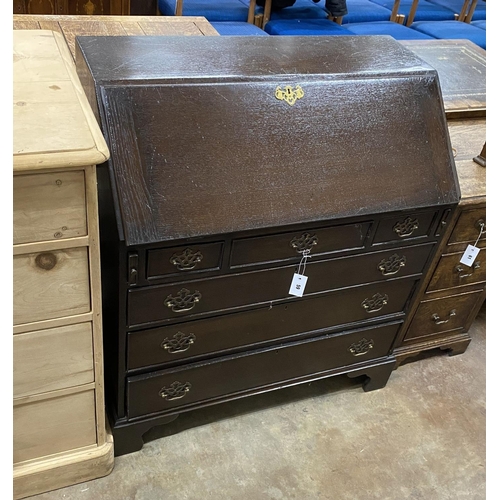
[66,0,128,14]
[14,0,58,13]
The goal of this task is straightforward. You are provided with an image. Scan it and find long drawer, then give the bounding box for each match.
[128,243,433,327]
[128,278,418,370]
[127,321,401,418]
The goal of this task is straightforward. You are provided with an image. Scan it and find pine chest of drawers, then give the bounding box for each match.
[76,35,460,455]
[13,30,113,497]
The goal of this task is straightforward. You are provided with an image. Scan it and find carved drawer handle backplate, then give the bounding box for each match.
[349,338,374,356]
[432,310,456,325]
[170,248,203,271]
[378,254,406,276]
[159,381,192,401]
[275,85,304,106]
[362,293,389,313]
[290,232,318,253]
[164,288,202,313]
[393,217,419,238]
[455,262,481,279]
[161,332,197,354]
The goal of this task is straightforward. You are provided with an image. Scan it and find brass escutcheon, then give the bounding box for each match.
[275,85,304,106]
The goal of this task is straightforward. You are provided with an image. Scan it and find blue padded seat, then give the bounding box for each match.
[158,0,249,22]
[341,0,393,24]
[369,0,456,21]
[240,0,328,20]
[345,21,435,39]
[426,0,486,21]
[471,19,486,30]
[211,21,270,35]
[264,18,355,35]
[410,20,486,48]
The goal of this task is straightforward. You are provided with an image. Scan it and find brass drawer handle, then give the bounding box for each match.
[159,381,192,401]
[348,338,374,356]
[290,232,318,253]
[393,217,419,238]
[455,262,481,279]
[432,310,456,325]
[378,254,406,276]
[164,288,202,313]
[161,332,196,353]
[362,293,388,313]
[170,248,203,271]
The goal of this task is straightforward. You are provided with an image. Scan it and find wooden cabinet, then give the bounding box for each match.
[13,30,113,499]
[76,35,460,456]
[13,0,130,15]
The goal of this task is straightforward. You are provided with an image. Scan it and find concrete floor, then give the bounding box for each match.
[30,304,486,500]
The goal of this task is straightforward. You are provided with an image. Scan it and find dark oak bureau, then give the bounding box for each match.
[75,35,460,455]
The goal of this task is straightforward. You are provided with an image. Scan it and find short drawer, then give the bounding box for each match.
[403,289,485,342]
[128,278,418,370]
[127,321,401,418]
[128,243,433,327]
[14,322,94,398]
[372,210,438,245]
[147,241,224,278]
[13,171,87,245]
[14,247,90,325]
[448,208,486,245]
[230,222,370,268]
[14,390,97,464]
[427,249,486,292]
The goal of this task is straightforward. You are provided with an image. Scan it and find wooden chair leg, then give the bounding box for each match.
[262,0,272,29]
[247,0,257,24]
[175,0,184,16]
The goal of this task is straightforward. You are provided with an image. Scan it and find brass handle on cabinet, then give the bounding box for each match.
[378,254,406,276]
[361,293,389,313]
[393,217,419,238]
[161,332,196,353]
[170,248,203,271]
[164,288,202,313]
[432,310,456,325]
[159,381,192,401]
[348,338,374,356]
[290,232,318,253]
[455,262,481,279]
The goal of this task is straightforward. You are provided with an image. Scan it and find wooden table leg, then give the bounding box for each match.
[262,0,272,29]
[247,0,257,24]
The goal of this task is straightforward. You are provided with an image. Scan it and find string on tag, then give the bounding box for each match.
[474,222,485,247]
[297,249,311,276]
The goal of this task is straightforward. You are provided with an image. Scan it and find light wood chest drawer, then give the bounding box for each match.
[448,208,486,246]
[14,390,97,464]
[13,171,87,245]
[14,323,94,398]
[13,247,90,325]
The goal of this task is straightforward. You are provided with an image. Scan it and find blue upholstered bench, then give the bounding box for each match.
[426,0,486,21]
[410,20,486,48]
[264,18,354,35]
[240,0,328,20]
[341,0,393,24]
[370,0,456,21]
[344,20,435,39]
[158,0,250,22]
[471,19,486,30]
[211,21,270,35]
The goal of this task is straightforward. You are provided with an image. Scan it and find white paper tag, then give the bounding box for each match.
[459,245,480,267]
[289,273,308,297]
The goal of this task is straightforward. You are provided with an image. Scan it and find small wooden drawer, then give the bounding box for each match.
[230,222,370,268]
[128,243,433,327]
[13,171,87,245]
[13,247,90,325]
[448,208,486,245]
[127,321,401,418]
[13,390,97,464]
[127,278,418,370]
[403,289,485,342]
[372,210,438,245]
[147,242,224,279]
[427,249,486,292]
[14,322,94,399]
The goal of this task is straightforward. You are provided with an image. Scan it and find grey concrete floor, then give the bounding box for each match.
[30,304,486,500]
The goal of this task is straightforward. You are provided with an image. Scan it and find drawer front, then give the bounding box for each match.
[14,322,94,398]
[448,208,486,245]
[14,247,90,325]
[13,171,87,245]
[147,241,224,279]
[230,222,370,268]
[128,243,433,327]
[427,249,486,292]
[128,278,418,370]
[403,290,485,342]
[372,210,438,245]
[127,321,401,418]
[14,390,97,464]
